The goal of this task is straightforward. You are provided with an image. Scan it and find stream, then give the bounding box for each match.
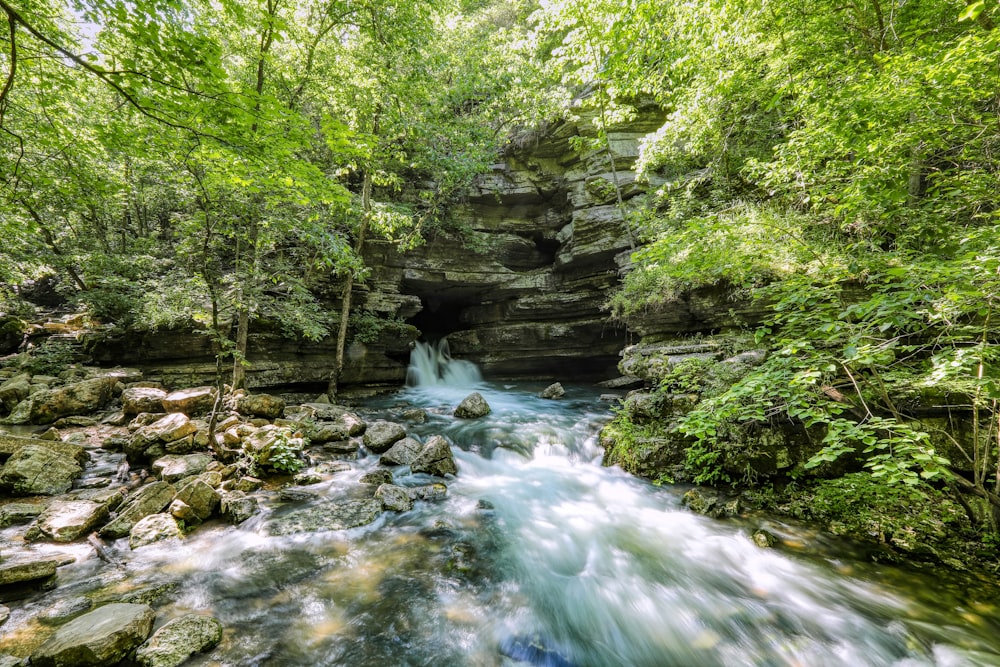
[4,344,1000,665]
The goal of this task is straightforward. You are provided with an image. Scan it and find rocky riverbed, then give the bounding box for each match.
[0,365,464,665]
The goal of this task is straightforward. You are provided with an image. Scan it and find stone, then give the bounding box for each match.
[100,481,177,539]
[454,392,491,419]
[410,435,458,477]
[30,603,155,667]
[308,421,351,444]
[121,387,167,416]
[147,413,197,442]
[241,425,305,471]
[0,374,31,413]
[161,387,216,415]
[34,500,110,543]
[266,498,383,536]
[752,529,778,548]
[38,427,61,440]
[0,502,46,527]
[376,484,414,512]
[134,614,223,667]
[129,514,182,549]
[0,316,25,355]
[317,461,351,474]
[0,557,61,585]
[0,604,8,625]
[27,377,118,424]
[168,500,200,524]
[164,434,196,455]
[234,393,285,420]
[173,479,219,521]
[0,445,82,495]
[400,408,427,423]
[293,471,322,485]
[219,491,259,524]
[408,483,448,501]
[151,453,212,484]
[540,382,565,399]
[0,434,87,463]
[360,469,393,486]
[362,420,406,454]
[380,437,423,466]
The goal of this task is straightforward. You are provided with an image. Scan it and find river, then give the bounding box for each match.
[3,343,1000,665]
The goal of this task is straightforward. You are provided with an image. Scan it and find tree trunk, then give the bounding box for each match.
[232,306,249,390]
[328,170,372,399]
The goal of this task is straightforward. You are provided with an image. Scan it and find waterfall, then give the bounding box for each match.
[406,339,483,387]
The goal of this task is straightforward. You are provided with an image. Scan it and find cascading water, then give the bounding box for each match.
[406,340,483,388]
[4,351,1000,665]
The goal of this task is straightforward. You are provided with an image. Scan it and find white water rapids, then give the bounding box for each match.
[3,341,1000,665]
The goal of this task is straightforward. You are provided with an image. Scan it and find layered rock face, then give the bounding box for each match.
[362,104,667,380]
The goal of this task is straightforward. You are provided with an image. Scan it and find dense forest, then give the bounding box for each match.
[3,0,1000,564]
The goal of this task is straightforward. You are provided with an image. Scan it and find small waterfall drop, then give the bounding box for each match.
[406,339,483,387]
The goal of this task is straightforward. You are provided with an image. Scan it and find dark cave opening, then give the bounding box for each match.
[406,294,469,341]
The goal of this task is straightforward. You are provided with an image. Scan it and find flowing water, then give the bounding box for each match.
[5,342,1000,665]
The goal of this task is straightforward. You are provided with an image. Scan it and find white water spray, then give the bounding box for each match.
[406,339,482,387]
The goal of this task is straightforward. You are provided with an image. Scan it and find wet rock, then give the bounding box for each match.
[379,436,423,466]
[266,498,383,536]
[309,422,351,444]
[129,514,182,549]
[121,387,167,416]
[682,488,741,519]
[362,420,406,454]
[27,377,118,424]
[219,490,259,524]
[151,453,212,484]
[317,461,351,474]
[173,479,219,521]
[293,471,322,485]
[0,604,8,625]
[234,392,285,420]
[161,387,216,416]
[223,476,262,493]
[752,529,778,548]
[145,413,197,443]
[454,392,491,419]
[37,597,94,626]
[168,500,200,525]
[0,445,82,495]
[30,602,155,667]
[360,469,394,486]
[0,557,62,586]
[0,502,46,527]
[540,382,565,399]
[401,408,427,423]
[100,481,177,538]
[134,614,223,667]
[408,483,448,501]
[376,484,414,512]
[164,434,196,455]
[34,500,110,543]
[410,435,458,477]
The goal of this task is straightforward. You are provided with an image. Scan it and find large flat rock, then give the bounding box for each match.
[31,602,155,667]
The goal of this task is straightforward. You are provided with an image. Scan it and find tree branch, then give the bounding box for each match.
[0,6,16,128]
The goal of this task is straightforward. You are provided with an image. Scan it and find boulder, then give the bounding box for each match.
[360,469,393,486]
[376,484,414,512]
[0,557,62,586]
[0,374,31,413]
[121,387,167,416]
[234,393,285,420]
[151,453,212,484]
[30,603,155,667]
[34,500,110,543]
[0,434,86,463]
[0,445,82,495]
[161,387,216,416]
[362,420,406,454]
[454,392,491,419]
[27,377,117,424]
[145,413,197,443]
[540,382,565,399]
[266,498,383,536]
[0,502,46,527]
[241,426,305,471]
[0,603,8,625]
[219,491,259,524]
[410,435,458,477]
[379,437,423,466]
[0,316,25,355]
[173,479,219,521]
[408,483,448,501]
[129,514,182,549]
[134,614,223,667]
[100,481,177,538]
